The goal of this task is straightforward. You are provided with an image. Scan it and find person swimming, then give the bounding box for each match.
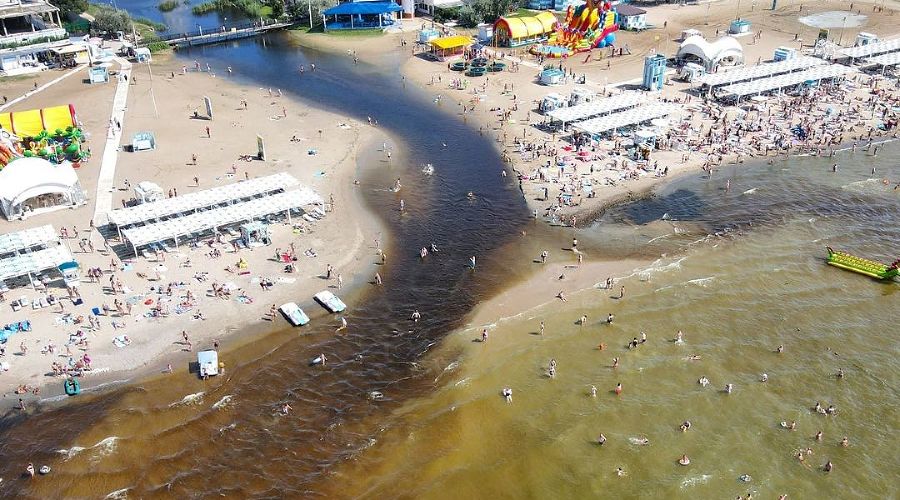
[680,420,692,432]
[590,385,597,397]
[760,373,768,382]
[596,433,607,445]
[698,376,710,387]
[614,383,623,395]
[674,330,684,344]
[502,387,513,403]
[678,454,691,466]
[724,384,733,394]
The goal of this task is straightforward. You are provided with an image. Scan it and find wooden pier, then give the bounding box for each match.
[156,20,293,49]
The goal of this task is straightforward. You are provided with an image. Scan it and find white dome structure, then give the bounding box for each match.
[677,35,744,71]
[0,157,86,220]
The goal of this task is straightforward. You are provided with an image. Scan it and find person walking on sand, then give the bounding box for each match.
[336,316,348,332]
[337,274,343,289]
[619,286,625,299]
[540,321,545,336]
[482,328,488,342]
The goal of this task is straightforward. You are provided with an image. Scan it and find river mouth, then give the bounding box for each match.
[0,32,574,497]
[1,27,898,498]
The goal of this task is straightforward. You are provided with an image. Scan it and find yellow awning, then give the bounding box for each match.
[522,16,543,36]
[498,14,556,39]
[535,11,557,32]
[430,35,472,50]
[503,18,529,39]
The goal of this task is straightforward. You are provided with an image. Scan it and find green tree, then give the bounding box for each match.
[457,4,481,28]
[480,0,517,23]
[92,8,132,34]
[50,0,89,19]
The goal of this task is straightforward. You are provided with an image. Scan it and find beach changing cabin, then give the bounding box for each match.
[240,221,270,248]
[134,181,163,204]
[322,0,402,31]
[197,350,219,378]
[88,66,108,84]
[493,12,557,48]
[131,131,156,152]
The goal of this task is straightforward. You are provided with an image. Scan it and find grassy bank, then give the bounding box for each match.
[158,0,180,12]
[191,0,275,18]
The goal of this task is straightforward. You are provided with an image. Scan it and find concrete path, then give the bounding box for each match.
[91,57,132,226]
[0,64,85,113]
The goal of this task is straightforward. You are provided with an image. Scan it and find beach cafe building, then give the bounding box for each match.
[322,1,402,31]
[429,35,470,60]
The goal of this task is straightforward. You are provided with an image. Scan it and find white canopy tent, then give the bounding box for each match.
[0,225,57,255]
[571,103,681,136]
[865,52,900,68]
[0,158,87,220]
[121,187,323,255]
[547,92,646,125]
[107,172,299,229]
[717,64,856,100]
[697,56,826,88]
[0,245,75,283]
[840,37,900,59]
[677,35,743,71]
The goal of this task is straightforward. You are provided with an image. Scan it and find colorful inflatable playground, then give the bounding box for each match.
[0,105,88,169]
[525,0,619,58]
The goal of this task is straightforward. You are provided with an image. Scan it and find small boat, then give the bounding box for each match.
[826,247,899,280]
[314,291,346,313]
[279,302,310,326]
[64,378,80,396]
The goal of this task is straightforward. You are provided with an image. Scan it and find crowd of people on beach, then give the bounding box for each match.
[448,53,900,226]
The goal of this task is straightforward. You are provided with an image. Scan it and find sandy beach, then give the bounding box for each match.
[0,52,391,406]
[398,0,900,226]
[3,0,899,408]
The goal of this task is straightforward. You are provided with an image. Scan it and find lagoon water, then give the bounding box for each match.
[0,24,898,498]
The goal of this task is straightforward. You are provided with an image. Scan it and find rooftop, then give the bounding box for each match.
[0,0,59,21]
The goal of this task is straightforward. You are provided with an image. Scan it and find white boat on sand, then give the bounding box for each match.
[314,291,346,313]
[280,302,310,326]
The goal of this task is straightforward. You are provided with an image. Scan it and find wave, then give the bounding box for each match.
[686,277,715,287]
[212,395,234,410]
[57,435,120,460]
[742,187,758,195]
[219,422,237,434]
[56,446,87,460]
[680,474,712,488]
[169,392,205,407]
[104,488,131,499]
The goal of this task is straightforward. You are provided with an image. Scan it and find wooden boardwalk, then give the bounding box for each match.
[156,20,293,49]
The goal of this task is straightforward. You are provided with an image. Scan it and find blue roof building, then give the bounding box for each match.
[322,1,403,31]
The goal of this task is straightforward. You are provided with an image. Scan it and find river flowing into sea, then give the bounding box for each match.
[0,23,898,498]
[320,144,900,499]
